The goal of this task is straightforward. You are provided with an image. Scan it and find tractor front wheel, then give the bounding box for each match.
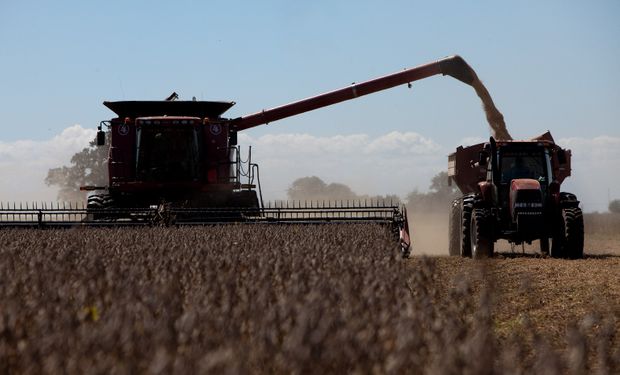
[461,202,473,257]
[470,208,494,259]
[563,207,584,259]
[539,237,550,255]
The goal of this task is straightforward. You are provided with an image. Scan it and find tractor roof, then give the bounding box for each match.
[104,100,236,119]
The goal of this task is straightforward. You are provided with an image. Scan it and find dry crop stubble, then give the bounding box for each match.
[0,225,618,374]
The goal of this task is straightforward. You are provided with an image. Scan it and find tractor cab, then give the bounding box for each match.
[488,142,554,208]
[486,142,553,235]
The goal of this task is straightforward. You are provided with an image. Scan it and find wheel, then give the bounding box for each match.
[231,190,260,217]
[461,202,473,257]
[86,194,104,221]
[551,212,566,258]
[448,199,461,256]
[86,193,114,221]
[564,207,584,259]
[539,237,550,255]
[470,208,494,259]
[551,207,584,259]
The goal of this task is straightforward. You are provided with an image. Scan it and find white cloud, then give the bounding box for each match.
[0,125,95,202]
[239,131,445,200]
[558,135,620,212]
[458,136,486,147]
[1,126,616,213]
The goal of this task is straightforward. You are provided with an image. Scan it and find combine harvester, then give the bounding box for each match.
[1,55,507,258]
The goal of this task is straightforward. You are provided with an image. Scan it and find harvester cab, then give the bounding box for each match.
[448,132,584,259]
[88,100,259,211]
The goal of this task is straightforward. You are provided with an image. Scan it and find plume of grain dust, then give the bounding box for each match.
[470,76,512,141]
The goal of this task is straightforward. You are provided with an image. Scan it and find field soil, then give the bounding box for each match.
[411,211,620,256]
[410,255,620,348]
[408,211,620,373]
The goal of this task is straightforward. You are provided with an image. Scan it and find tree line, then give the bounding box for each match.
[46,137,620,213]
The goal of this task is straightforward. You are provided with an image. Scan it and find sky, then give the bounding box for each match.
[1,0,619,211]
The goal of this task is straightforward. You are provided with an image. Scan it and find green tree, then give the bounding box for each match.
[45,133,109,201]
[429,171,460,196]
[405,171,460,213]
[288,176,327,200]
[287,176,400,204]
[287,176,357,201]
[609,199,620,214]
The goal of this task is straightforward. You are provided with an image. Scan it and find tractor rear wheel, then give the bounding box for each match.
[461,202,473,257]
[448,199,461,256]
[470,208,494,259]
[551,207,584,259]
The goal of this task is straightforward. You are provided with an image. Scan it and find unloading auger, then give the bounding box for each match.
[1,55,505,258]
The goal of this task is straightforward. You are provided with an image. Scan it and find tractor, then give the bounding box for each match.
[448,132,584,259]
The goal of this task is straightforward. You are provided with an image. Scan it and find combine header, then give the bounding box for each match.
[2,55,507,258]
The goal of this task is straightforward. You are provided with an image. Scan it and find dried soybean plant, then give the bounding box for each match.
[0,226,617,374]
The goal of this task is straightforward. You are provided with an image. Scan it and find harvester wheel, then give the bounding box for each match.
[563,207,584,259]
[460,202,473,257]
[551,207,584,259]
[539,237,550,255]
[86,193,114,221]
[448,199,461,256]
[470,208,494,259]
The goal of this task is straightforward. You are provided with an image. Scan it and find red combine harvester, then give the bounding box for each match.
[448,132,584,259]
[1,55,505,257]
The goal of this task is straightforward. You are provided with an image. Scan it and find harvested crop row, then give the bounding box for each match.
[0,225,617,374]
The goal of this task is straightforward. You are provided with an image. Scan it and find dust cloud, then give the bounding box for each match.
[409,211,450,256]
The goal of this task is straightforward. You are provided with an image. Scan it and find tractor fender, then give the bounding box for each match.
[477,181,494,205]
[559,192,580,208]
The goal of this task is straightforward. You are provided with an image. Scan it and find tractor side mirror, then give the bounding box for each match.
[229,130,238,146]
[557,149,567,164]
[96,129,105,146]
[478,151,489,166]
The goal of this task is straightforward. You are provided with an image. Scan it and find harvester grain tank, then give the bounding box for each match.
[448,132,584,259]
[1,55,507,257]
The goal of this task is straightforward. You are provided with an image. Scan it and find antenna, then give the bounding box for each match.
[165,92,179,101]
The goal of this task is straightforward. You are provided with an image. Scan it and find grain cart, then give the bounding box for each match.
[1,55,505,257]
[448,132,584,259]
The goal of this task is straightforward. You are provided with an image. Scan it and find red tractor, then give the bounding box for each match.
[448,132,584,259]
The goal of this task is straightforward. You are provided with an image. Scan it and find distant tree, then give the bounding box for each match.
[323,182,358,201]
[287,176,357,201]
[609,199,620,214]
[429,171,460,196]
[359,193,402,205]
[405,171,460,213]
[287,176,401,204]
[45,133,109,201]
[287,176,328,200]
